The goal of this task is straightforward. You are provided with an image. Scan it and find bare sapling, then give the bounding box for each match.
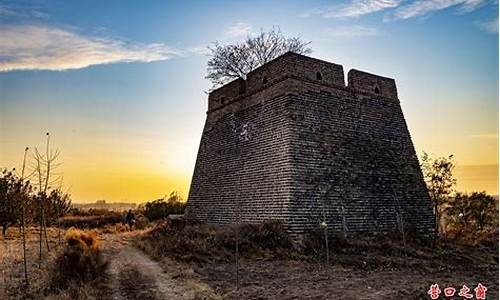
[34,146,43,262]
[33,132,62,263]
[20,147,29,286]
[42,133,51,252]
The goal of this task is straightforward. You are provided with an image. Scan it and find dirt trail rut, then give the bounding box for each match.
[101,232,197,300]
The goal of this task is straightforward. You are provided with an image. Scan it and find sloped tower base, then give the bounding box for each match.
[187,53,434,236]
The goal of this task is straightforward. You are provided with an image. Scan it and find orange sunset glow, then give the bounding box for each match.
[1,1,498,203]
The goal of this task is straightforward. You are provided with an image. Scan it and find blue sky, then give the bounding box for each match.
[0,0,498,201]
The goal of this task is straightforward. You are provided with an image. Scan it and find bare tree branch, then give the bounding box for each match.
[206,27,311,88]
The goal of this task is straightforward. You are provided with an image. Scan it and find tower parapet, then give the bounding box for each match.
[348,69,398,99]
[208,52,399,112]
[209,52,344,111]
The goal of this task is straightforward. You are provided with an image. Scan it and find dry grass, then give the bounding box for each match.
[1,227,62,299]
[302,229,498,274]
[137,219,498,273]
[59,212,149,231]
[49,228,109,288]
[3,222,497,299]
[43,281,113,300]
[1,227,113,300]
[136,221,499,299]
[100,222,130,234]
[135,219,294,263]
[444,226,499,246]
[58,214,124,229]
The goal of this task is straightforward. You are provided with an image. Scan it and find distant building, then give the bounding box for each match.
[187,52,435,236]
[72,200,136,212]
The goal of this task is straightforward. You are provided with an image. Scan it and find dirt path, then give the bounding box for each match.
[100,231,198,300]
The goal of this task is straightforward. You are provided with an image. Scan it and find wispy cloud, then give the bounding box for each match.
[0,25,178,72]
[476,16,499,33]
[308,0,487,21]
[392,0,485,20]
[186,45,211,55]
[458,0,486,13]
[0,2,49,19]
[224,22,253,39]
[325,25,380,37]
[308,0,400,19]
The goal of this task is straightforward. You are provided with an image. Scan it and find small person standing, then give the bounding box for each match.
[125,209,135,230]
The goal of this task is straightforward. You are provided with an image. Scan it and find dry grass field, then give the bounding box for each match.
[0,226,219,300]
[0,227,112,300]
[1,222,498,300]
[137,219,499,300]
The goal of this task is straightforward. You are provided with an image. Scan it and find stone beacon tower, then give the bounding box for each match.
[187,52,434,236]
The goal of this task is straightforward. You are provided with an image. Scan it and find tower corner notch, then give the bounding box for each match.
[348,69,398,99]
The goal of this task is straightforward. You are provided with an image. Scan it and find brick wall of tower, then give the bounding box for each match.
[285,78,433,234]
[187,52,435,235]
[187,80,297,226]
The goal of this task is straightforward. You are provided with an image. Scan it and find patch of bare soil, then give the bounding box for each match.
[195,258,498,300]
[117,267,158,300]
[103,231,220,300]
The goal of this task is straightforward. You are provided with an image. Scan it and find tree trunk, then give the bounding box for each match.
[39,201,43,263]
[434,203,439,237]
[21,210,29,286]
[21,147,29,285]
[43,213,50,252]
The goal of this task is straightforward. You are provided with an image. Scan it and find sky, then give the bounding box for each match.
[0,0,498,203]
